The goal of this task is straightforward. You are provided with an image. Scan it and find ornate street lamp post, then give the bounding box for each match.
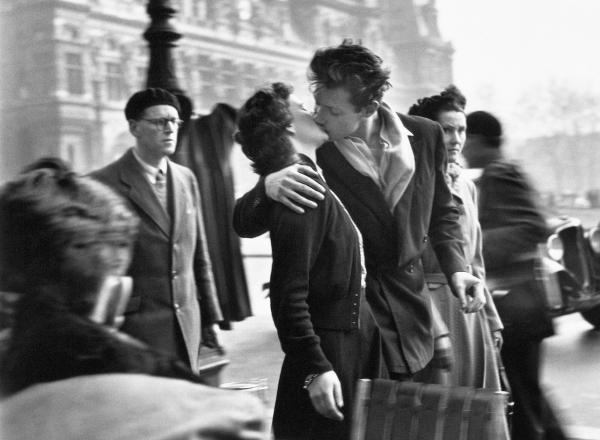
[144,0,192,121]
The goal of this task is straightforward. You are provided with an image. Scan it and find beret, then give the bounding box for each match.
[124,88,181,120]
[466,110,502,138]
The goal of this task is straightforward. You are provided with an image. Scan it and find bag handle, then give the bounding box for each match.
[496,349,514,432]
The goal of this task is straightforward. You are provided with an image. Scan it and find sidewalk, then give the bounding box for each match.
[219,254,281,412]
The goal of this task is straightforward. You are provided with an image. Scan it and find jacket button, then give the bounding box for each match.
[174,303,180,310]
[171,270,178,279]
[423,236,428,243]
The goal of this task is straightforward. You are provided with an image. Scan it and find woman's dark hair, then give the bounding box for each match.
[235,82,297,176]
[309,40,391,111]
[408,84,466,121]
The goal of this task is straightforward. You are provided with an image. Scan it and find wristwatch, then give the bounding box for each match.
[302,373,320,390]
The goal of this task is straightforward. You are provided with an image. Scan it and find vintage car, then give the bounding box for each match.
[487,215,600,328]
[547,216,600,326]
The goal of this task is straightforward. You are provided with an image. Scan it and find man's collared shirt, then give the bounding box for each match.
[132,147,168,185]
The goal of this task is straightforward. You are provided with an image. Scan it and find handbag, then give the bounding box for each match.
[351,379,511,440]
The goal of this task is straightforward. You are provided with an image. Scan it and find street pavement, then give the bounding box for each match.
[219,254,282,411]
[543,314,600,440]
[220,252,600,439]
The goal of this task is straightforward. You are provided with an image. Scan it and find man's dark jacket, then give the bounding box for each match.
[476,159,552,340]
[234,114,466,374]
[477,160,548,271]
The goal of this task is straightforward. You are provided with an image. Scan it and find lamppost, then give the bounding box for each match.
[144,0,192,121]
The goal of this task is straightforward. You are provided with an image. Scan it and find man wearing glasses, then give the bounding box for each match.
[92,88,223,375]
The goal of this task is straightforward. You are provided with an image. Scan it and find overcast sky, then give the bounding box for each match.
[436,0,600,116]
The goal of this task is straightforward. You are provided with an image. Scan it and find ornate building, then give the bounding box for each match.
[0,0,453,179]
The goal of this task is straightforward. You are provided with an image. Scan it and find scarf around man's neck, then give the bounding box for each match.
[333,102,415,212]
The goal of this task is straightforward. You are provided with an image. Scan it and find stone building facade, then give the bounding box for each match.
[0,0,453,179]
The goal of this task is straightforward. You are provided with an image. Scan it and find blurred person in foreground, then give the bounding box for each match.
[1,374,267,440]
[235,82,383,440]
[0,163,267,440]
[0,162,202,394]
[463,110,566,440]
[408,86,505,392]
[91,88,223,375]
[234,41,486,382]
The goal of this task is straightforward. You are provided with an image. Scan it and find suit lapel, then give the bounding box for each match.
[318,143,396,231]
[118,150,171,238]
[169,163,189,243]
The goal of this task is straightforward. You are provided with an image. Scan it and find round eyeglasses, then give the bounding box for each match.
[141,117,184,130]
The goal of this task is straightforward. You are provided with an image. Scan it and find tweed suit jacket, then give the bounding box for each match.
[91,149,222,372]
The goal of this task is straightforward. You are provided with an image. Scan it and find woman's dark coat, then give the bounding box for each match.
[265,162,379,440]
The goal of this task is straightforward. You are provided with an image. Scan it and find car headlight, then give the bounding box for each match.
[588,227,600,254]
[546,233,564,261]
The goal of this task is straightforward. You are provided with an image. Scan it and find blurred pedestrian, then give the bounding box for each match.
[91,88,224,375]
[234,41,486,386]
[0,157,75,349]
[0,164,207,396]
[463,110,566,440]
[1,374,268,440]
[407,86,505,393]
[235,82,383,440]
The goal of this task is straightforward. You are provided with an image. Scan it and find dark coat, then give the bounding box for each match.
[173,104,252,329]
[0,292,203,396]
[233,114,466,375]
[91,149,223,371]
[316,114,466,374]
[268,167,363,368]
[476,160,564,440]
[476,160,548,271]
[264,163,378,440]
[475,159,552,341]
